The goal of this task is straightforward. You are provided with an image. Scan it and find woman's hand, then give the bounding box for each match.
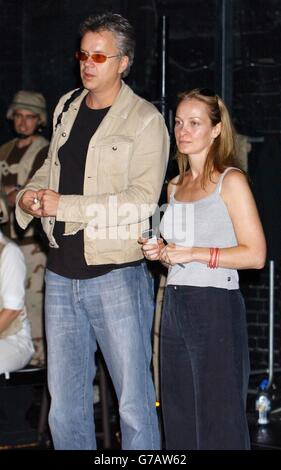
[138,237,165,261]
[160,243,193,266]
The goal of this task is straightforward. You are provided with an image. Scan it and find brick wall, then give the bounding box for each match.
[240,262,281,372]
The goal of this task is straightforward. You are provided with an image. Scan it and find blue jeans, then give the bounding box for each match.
[44,264,160,450]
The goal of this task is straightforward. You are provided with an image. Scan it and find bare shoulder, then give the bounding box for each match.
[222,168,249,192]
[221,168,254,206]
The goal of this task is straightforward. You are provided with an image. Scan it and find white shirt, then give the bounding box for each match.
[0,231,26,312]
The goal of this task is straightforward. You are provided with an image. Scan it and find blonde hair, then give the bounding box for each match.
[175,88,238,187]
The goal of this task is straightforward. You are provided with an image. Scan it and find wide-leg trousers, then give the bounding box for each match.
[161,285,250,450]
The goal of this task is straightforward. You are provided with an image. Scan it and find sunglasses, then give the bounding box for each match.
[76,50,121,64]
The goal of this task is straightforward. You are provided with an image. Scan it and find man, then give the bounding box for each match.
[0,90,49,209]
[0,91,49,366]
[16,12,169,450]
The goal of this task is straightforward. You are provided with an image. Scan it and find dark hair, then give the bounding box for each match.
[79,12,135,78]
[175,88,238,188]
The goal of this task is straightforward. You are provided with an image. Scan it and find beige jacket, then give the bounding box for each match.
[16,82,170,265]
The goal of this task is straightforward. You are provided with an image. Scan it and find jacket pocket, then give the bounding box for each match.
[97,135,133,176]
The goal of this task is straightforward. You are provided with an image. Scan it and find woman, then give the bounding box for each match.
[140,88,266,450]
[0,193,34,375]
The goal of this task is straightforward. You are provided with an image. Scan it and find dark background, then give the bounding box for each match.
[0,0,281,374]
[1,0,281,139]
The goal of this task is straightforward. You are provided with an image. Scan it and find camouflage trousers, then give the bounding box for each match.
[20,243,47,366]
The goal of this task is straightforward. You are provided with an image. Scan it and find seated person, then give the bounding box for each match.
[0,193,34,375]
[0,90,49,365]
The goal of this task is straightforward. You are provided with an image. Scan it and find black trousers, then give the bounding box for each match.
[160,285,250,450]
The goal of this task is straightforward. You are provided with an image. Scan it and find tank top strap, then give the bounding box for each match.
[169,175,180,199]
[217,166,242,194]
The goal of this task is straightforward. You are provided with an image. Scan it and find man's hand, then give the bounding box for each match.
[18,189,60,217]
[18,189,43,217]
[37,189,60,217]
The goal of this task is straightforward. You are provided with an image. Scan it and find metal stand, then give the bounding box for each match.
[268,260,275,387]
[249,261,278,381]
[152,15,169,129]
[249,261,278,395]
[248,260,281,424]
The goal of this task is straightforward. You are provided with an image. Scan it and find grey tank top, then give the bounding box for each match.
[159,167,240,289]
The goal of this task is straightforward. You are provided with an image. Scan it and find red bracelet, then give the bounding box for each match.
[211,248,217,267]
[208,247,219,268]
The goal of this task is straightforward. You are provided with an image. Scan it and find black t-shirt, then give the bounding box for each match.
[47,97,141,278]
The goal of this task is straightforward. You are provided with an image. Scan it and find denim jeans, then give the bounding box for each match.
[44,264,160,450]
[161,285,250,450]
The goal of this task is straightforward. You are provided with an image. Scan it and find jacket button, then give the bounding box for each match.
[62,132,67,137]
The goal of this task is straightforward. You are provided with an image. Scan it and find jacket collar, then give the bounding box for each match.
[69,81,134,120]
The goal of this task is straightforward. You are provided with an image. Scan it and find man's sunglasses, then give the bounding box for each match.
[76,50,121,64]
